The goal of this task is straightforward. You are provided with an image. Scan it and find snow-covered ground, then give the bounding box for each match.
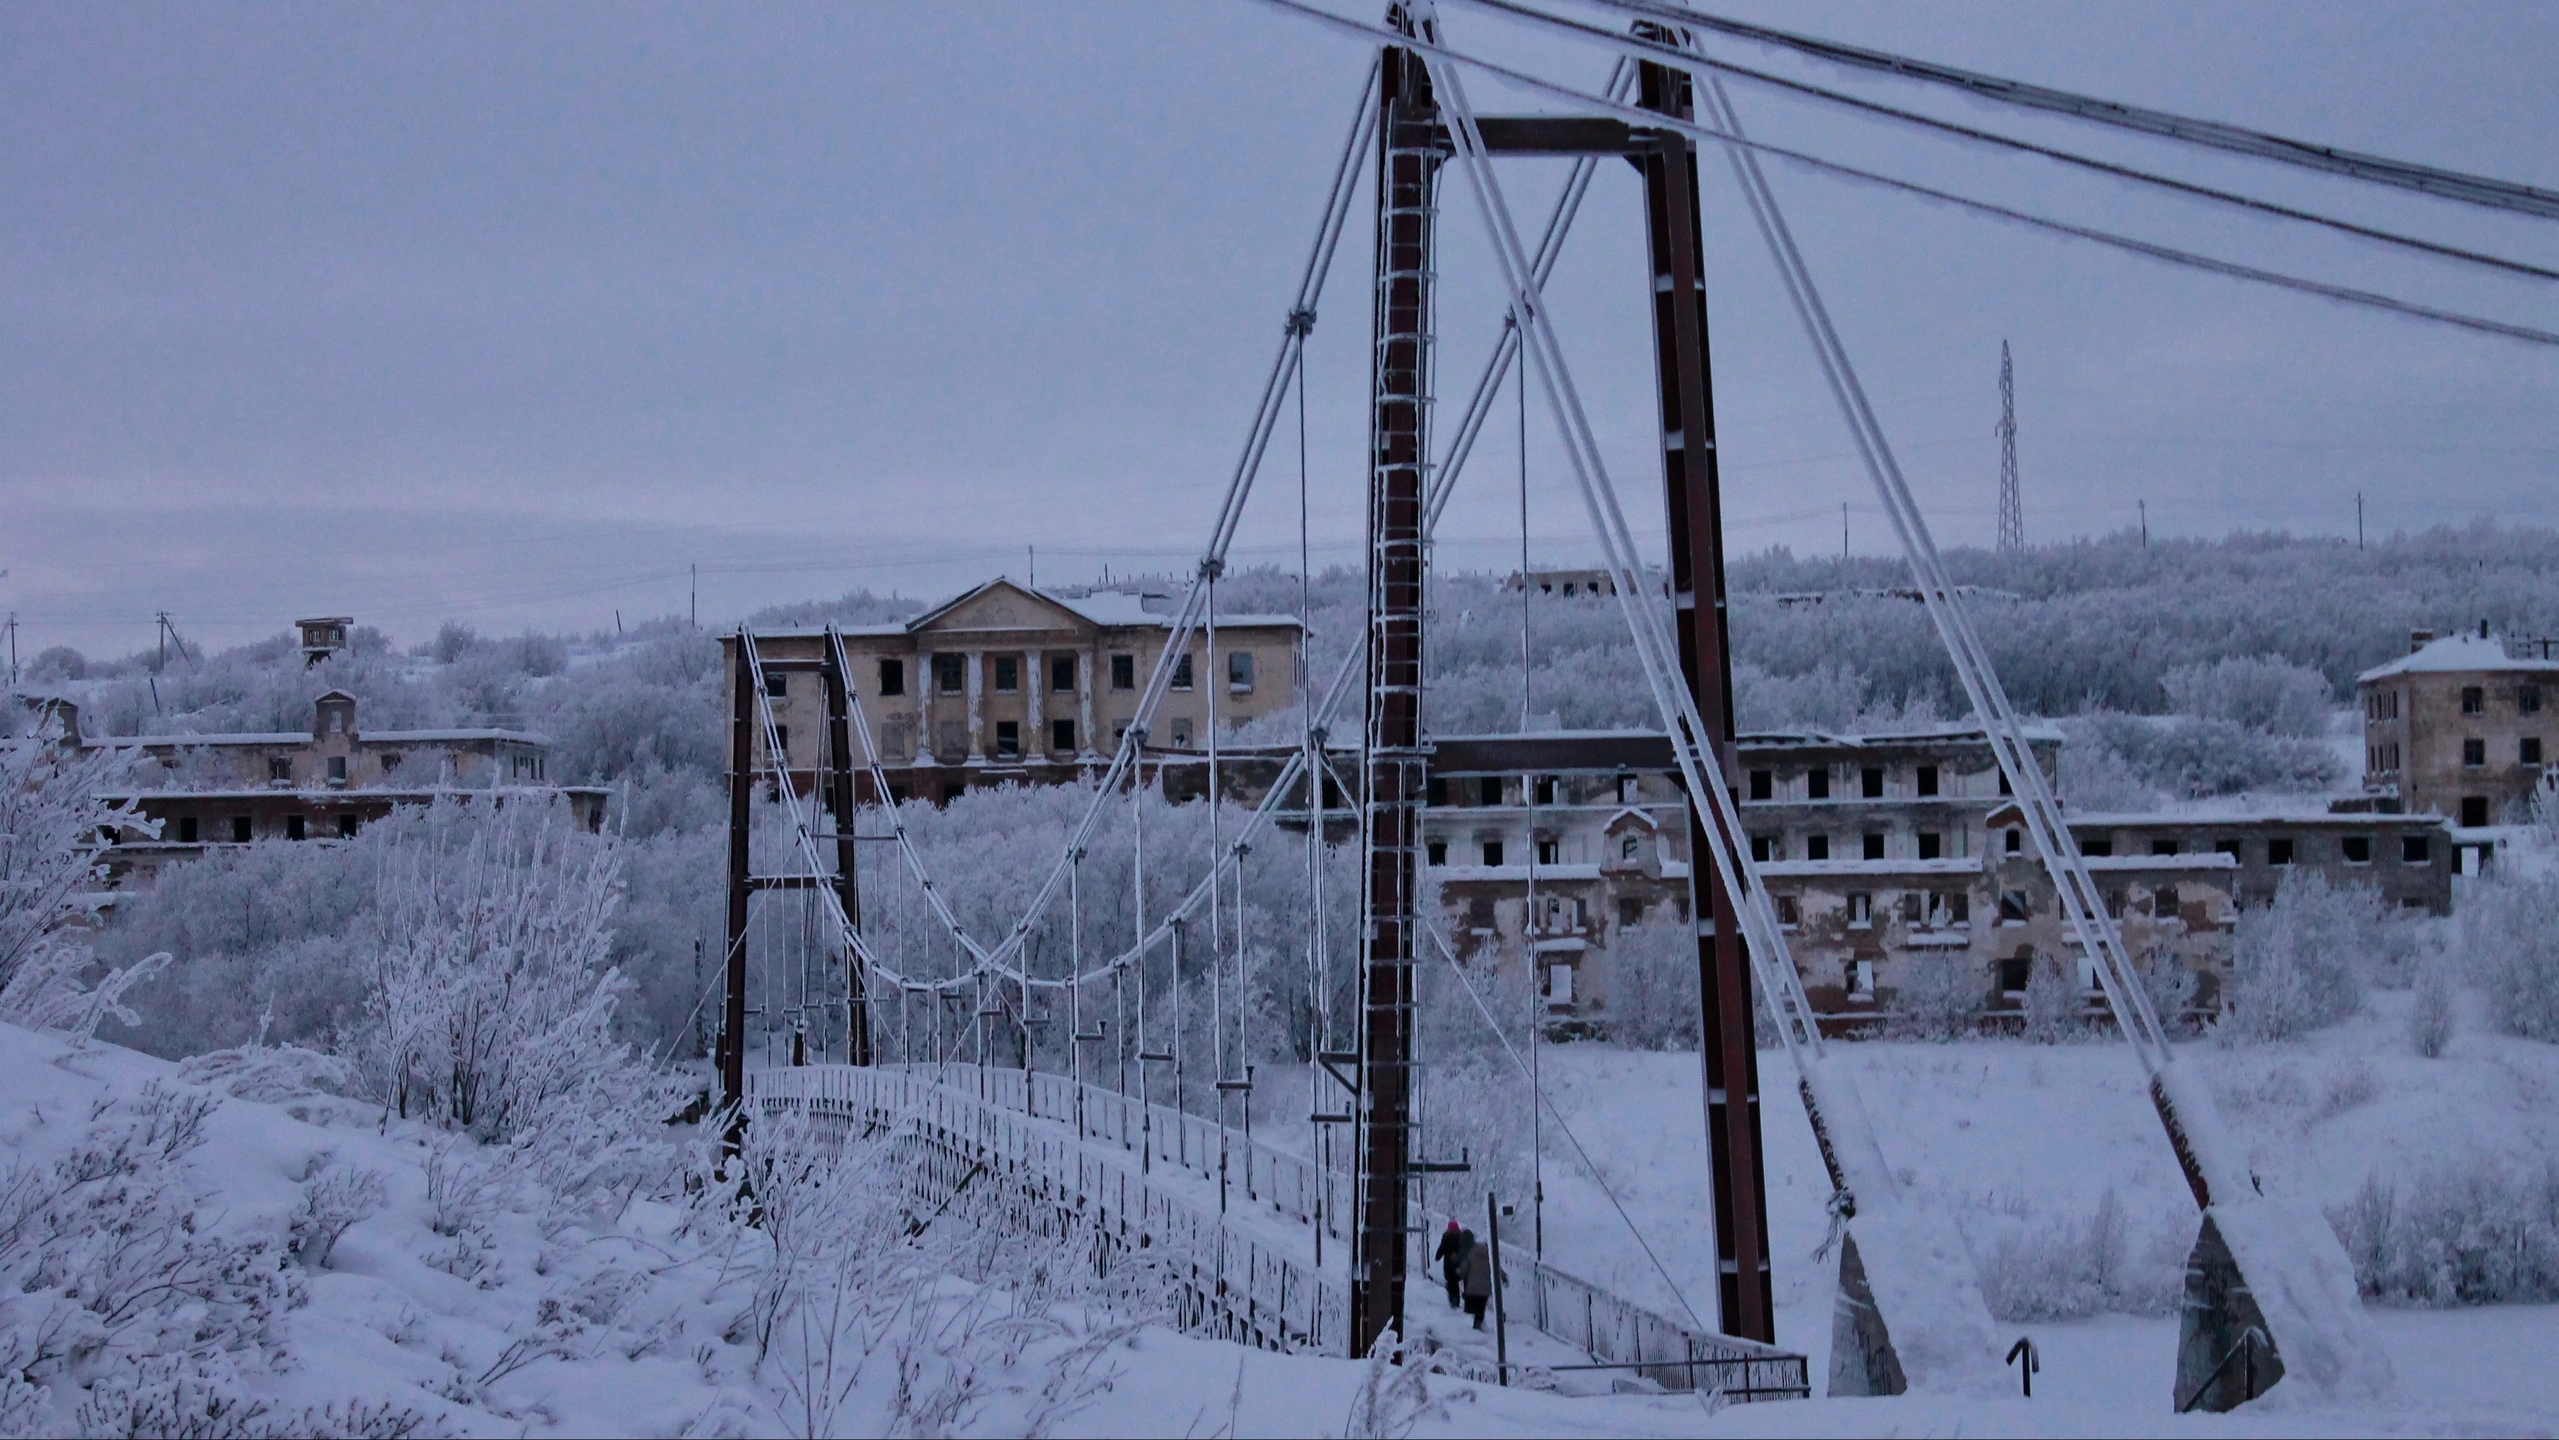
[8,1000,2557,1436]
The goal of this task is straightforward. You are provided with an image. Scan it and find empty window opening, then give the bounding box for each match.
[2000,953,2034,994]
[1863,832,1886,861]
[1806,835,1831,861]
[1532,776,1557,806]
[1110,654,1135,691]
[2150,838,2180,856]
[879,659,906,696]
[1536,838,1560,865]
[1998,890,2031,923]
[1750,835,1776,862]
[1427,777,1449,807]
[765,670,788,699]
[992,657,1019,693]
[286,815,307,841]
[1847,959,1875,999]
[381,751,403,773]
[773,727,789,763]
[1806,768,1831,800]
[269,757,292,784]
[2524,685,2545,715]
[1479,777,1503,806]
[2152,885,2180,916]
[1861,767,1885,799]
[1228,651,1254,691]
[2082,837,2113,857]
[2463,796,2491,827]
[2526,737,2546,766]
[1481,839,1506,866]
[1618,898,1645,927]
[1616,773,1636,803]
[1051,656,1076,693]
[1426,840,1447,866]
[2214,838,2244,860]
[1051,718,1075,752]
[1748,769,1772,801]
[942,781,968,804]
[2268,837,2295,865]
[2343,835,2373,864]
[2007,828,2024,854]
[1916,765,1939,797]
[1169,717,1193,748]
[2402,835,2431,864]
[995,721,1020,759]
[231,816,252,843]
[177,816,199,843]
[1918,831,1942,860]
[1776,895,1801,927]
[337,814,358,839]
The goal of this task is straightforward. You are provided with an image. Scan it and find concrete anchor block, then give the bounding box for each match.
[1826,1231,1908,1398]
[2177,1212,2285,1412]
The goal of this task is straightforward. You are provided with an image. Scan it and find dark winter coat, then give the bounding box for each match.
[1462,1237,1497,1300]
[1433,1227,1469,1274]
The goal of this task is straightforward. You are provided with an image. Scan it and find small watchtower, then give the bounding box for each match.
[297,616,353,668]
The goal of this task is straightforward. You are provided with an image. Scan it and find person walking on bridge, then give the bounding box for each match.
[1433,1220,1469,1309]
[1463,1229,1502,1330]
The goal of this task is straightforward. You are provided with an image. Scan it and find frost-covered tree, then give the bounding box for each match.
[2467,870,2559,1044]
[2020,953,2082,1043]
[0,711,169,1035]
[2222,870,2384,1042]
[2160,655,2334,738]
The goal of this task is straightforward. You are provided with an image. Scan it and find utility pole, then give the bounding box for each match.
[690,564,699,630]
[2140,498,2149,549]
[1841,502,1849,562]
[1996,340,2023,552]
[1351,10,1437,1361]
[2357,493,2366,551]
[4,612,17,687]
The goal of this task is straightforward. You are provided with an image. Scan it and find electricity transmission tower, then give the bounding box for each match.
[1996,341,2022,552]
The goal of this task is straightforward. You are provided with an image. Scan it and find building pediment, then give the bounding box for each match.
[907,580,1093,639]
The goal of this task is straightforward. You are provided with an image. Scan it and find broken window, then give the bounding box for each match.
[1228,651,1253,691]
[1899,893,1923,924]
[1806,768,1830,800]
[1750,835,1776,862]
[995,721,1020,759]
[1615,774,1635,803]
[1806,835,1830,861]
[2463,796,2491,827]
[1169,717,1193,748]
[1427,776,1449,806]
[936,655,965,694]
[1481,839,1505,866]
[993,657,1019,693]
[381,751,403,773]
[2000,952,2033,994]
[2464,737,2487,767]
[2268,837,2294,866]
[1427,840,1447,866]
[1861,767,1884,799]
[1479,777,1503,806]
[269,757,292,784]
[1918,831,1942,860]
[1998,890,2030,923]
[327,756,347,784]
[338,814,358,839]
[2525,737,2545,765]
[231,816,252,843]
[286,815,307,841]
[2402,835,2430,864]
[2082,837,2112,857]
[2524,686,2545,715]
[765,670,788,699]
[879,659,906,696]
[1052,656,1076,692]
[2150,838,2179,856]
[1916,764,1939,797]
[1537,838,1560,865]
[1863,833,1886,860]
[1051,719,1075,752]
[1110,654,1135,691]
[1532,776,1556,806]
[2462,685,2485,715]
[2006,828,2024,854]
[1171,655,1194,691]
[2214,838,2244,860]
[1748,769,1772,801]
[2342,835,2372,864]
[1618,897,1645,927]
[1776,895,1800,927]
[1847,960,1875,998]
[2152,885,2179,916]
[177,816,199,843]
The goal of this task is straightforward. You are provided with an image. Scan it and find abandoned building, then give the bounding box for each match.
[731,579,1303,804]
[27,691,606,891]
[2359,625,2559,828]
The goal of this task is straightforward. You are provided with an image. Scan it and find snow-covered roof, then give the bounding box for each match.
[1738,721,2065,747]
[98,783,608,801]
[748,580,1300,638]
[92,727,547,747]
[2066,808,2442,829]
[1755,858,1985,878]
[1433,863,1605,882]
[2358,633,2559,682]
[363,729,548,745]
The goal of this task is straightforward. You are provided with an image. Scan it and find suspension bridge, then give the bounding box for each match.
[704,0,2555,1408]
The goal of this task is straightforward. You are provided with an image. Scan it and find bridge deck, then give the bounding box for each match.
[748,1062,1807,1398]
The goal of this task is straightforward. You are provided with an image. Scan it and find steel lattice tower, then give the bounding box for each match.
[1996,340,2023,552]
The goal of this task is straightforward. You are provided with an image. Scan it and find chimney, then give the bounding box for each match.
[2410,629,2434,653]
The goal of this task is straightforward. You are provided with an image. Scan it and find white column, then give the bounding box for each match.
[965,650,985,763]
[1027,651,1045,754]
[1078,646,1097,758]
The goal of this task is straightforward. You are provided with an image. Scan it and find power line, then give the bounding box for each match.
[1247,1,2559,347]
[1583,0,2559,220]
[1455,0,2559,281]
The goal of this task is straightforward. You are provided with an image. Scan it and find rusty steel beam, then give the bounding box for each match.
[1351,14,1439,1362]
[721,632,754,1118]
[1636,50,1777,1343]
[821,647,871,1066]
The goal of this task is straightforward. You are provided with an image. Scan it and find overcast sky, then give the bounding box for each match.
[6,0,2556,653]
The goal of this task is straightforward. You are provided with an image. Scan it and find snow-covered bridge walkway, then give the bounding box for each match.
[748,1062,1808,1398]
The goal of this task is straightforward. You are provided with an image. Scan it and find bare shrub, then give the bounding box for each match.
[2410,952,2455,1059]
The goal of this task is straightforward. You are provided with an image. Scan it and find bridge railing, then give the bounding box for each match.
[751,1062,1805,1396]
[748,1063,1347,1356]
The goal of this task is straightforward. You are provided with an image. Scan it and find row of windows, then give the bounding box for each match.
[2365,689,2403,722]
[2369,741,2403,774]
[2459,736,2544,767]
[2079,833,2427,865]
[1745,763,2013,802]
[1769,891,1972,928]
[1423,833,1651,867]
[2458,683,2545,716]
[773,652,1259,701]
[1426,775,1644,808]
[164,813,357,843]
[1750,830,1957,862]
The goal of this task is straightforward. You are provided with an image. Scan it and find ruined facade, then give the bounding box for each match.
[2359,627,2559,828]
